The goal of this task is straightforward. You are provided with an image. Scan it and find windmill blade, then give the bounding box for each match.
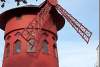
[56,4,92,43]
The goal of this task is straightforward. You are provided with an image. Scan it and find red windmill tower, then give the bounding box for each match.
[0,0,92,67]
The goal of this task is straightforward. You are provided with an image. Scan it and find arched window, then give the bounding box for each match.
[15,39,21,53]
[53,43,58,58]
[5,43,10,57]
[27,38,36,52]
[42,40,48,54]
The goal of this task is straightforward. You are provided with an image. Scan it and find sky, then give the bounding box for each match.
[0,0,99,67]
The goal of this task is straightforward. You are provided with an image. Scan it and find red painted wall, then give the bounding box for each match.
[3,14,59,67]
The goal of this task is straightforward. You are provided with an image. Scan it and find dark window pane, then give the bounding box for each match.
[15,40,21,53]
[42,40,48,53]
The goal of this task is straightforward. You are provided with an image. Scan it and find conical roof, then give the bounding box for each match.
[0,1,65,31]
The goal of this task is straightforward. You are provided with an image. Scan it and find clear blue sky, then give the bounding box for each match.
[0,0,99,67]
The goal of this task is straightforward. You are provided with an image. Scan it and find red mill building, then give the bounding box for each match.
[0,1,65,67]
[0,0,93,67]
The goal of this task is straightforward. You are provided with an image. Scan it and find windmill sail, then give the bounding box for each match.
[18,1,52,44]
[56,4,92,43]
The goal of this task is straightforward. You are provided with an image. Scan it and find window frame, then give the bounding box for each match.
[14,39,21,54]
[27,38,36,52]
[42,40,49,54]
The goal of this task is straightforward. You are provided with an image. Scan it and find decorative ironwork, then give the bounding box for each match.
[0,0,92,44]
[17,1,52,47]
